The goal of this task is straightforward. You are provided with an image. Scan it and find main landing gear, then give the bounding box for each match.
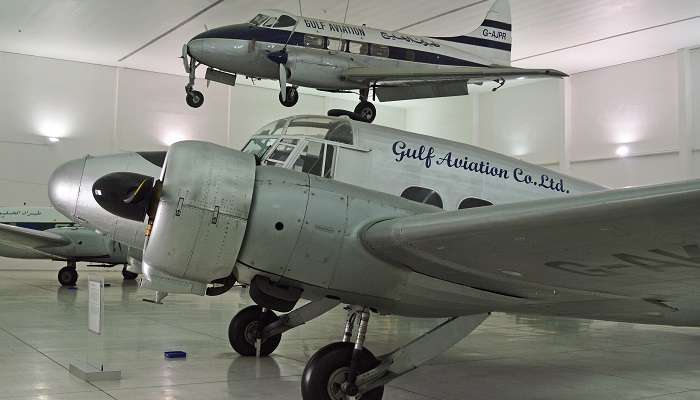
[185,56,204,108]
[227,292,488,400]
[58,261,77,286]
[354,88,376,123]
[122,265,138,281]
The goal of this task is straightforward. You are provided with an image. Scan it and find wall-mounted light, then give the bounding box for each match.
[615,145,629,157]
[48,137,60,143]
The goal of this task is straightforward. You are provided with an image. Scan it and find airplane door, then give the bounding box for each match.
[283,178,347,288]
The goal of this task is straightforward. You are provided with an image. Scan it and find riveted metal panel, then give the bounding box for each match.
[143,141,256,286]
[284,176,348,288]
[236,166,310,277]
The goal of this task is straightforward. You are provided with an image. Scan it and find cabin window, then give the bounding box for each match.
[327,38,343,51]
[265,139,299,166]
[370,44,390,58]
[401,186,443,209]
[249,14,270,26]
[304,34,327,49]
[348,41,368,55]
[274,15,297,28]
[404,49,415,62]
[292,141,335,178]
[458,197,493,209]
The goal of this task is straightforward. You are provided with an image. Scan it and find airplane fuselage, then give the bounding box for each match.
[187,13,504,91]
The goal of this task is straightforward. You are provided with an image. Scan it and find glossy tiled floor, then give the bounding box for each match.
[1,269,700,400]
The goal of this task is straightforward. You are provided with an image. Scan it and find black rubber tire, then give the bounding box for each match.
[186,90,204,108]
[228,305,282,357]
[249,277,298,312]
[122,266,138,280]
[301,342,384,400]
[58,266,78,286]
[354,101,376,123]
[279,87,299,107]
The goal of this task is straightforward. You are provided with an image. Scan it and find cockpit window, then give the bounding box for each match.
[253,119,287,136]
[284,117,354,145]
[265,139,299,166]
[262,17,278,28]
[274,15,297,28]
[250,14,270,26]
[242,138,277,159]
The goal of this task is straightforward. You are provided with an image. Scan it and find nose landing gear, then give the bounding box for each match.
[184,56,204,108]
[278,86,299,107]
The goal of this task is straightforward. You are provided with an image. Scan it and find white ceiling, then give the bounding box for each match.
[0,0,699,77]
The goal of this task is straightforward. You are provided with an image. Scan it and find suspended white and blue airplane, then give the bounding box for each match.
[182,0,565,122]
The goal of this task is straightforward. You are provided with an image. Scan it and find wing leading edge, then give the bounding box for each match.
[362,179,700,325]
[0,223,70,250]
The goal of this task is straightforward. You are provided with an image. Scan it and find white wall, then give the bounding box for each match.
[1,46,699,210]
[402,49,699,189]
[0,51,407,206]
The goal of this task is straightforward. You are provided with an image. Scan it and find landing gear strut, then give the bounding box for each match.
[301,307,489,400]
[278,86,299,107]
[354,88,376,123]
[185,57,204,108]
[121,265,138,281]
[58,261,77,286]
[228,297,340,357]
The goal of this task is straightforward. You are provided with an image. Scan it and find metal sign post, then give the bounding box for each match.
[69,276,121,381]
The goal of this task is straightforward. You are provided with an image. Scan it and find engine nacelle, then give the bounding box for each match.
[141,141,256,295]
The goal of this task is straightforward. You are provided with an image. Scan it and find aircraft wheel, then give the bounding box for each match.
[58,266,78,287]
[301,342,384,400]
[354,101,376,123]
[279,87,299,107]
[121,266,138,280]
[228,305,281,356]
[186,90,204,108]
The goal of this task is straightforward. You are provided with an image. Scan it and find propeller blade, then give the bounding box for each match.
[279,64,287,101]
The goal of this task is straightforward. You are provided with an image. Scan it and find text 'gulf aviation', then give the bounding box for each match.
[49,115,700,399]
[182,0,565,122]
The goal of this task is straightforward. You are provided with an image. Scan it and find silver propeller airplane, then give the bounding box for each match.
[0,206,137,285]
[49,115,700,400]
[182,0,565,122]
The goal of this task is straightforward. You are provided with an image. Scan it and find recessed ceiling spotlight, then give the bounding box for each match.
[48,137,60,143]
[616,145,629,157]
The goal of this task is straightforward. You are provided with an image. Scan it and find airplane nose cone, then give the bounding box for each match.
[187,39,205,61]
[48,157,87,218]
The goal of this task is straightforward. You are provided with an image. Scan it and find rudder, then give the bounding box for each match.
[432,0,512,66]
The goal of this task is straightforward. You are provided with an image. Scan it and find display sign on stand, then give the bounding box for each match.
[69,275,121,382]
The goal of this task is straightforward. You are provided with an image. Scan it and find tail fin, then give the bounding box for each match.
[432,0,512,66]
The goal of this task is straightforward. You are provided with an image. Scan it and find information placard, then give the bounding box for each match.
[88,277,103,335]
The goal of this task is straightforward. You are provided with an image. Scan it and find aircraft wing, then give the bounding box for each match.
[362,180,700,322]
[0,223,70,250]
[342,66,567,101]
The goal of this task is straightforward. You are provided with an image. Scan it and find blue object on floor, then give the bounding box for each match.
[67,286,78,290]
[164,351,187,359]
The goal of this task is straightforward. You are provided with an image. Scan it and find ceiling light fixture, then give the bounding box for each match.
[48,137,60,143]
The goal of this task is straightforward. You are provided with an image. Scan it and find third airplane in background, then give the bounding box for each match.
[182,0,565,122]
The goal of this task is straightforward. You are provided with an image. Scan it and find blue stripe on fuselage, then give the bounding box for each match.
[191,24,487,67]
